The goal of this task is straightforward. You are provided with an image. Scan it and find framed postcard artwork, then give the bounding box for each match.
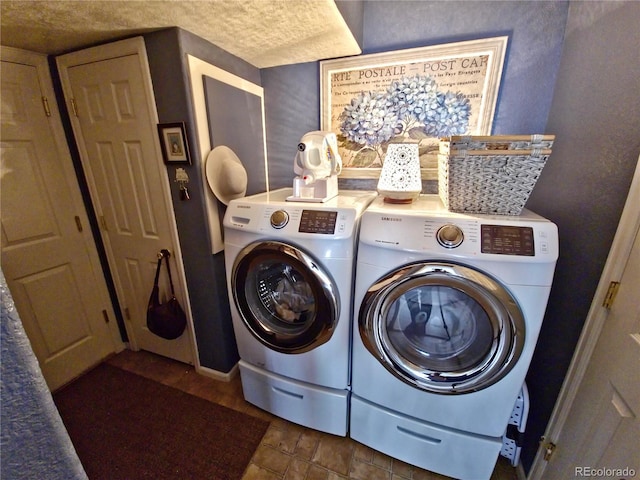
[320,36,508,179]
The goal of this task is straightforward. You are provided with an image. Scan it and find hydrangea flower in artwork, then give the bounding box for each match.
[339,74,472,148]
[422,91,472,137]
[339,91,401,146]
[338,74,472,167]
[385,75,439,126]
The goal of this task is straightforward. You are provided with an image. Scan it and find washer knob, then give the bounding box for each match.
[270,210,289,229]
[437,224,464,248]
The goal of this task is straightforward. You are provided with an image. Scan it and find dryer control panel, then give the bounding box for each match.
[480,225,535,256]
[436,224,465,249]
[362,214,556,259]
[358,195,558,263]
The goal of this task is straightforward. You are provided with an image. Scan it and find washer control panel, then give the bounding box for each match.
[223,188,377,241]
[299,210,338,234]
[227,204,356,238]
[356,194,558,269]
[268,208,340,234]
[269,210,289,229]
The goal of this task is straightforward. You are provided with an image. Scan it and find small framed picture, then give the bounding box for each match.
[157,122,191,165]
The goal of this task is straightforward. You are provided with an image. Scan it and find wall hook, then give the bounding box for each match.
[175,167,190,201]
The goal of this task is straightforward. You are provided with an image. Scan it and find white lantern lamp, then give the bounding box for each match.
[376,142,422,203]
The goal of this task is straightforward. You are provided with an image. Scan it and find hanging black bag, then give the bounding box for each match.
[146,249,187,340]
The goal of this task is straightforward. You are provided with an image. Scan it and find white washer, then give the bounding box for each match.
[350,195,558,479]
[223,187,376,436]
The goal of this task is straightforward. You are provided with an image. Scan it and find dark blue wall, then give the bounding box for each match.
[361,1,566,136]
[524,1,640,469]
[144,28,262,373]
[335,0,365,49]
[261,0,639,473]
[263,1,567,190]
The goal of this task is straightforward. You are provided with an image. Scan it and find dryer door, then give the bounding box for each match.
[232,240,339,353]
[360,262,525,394]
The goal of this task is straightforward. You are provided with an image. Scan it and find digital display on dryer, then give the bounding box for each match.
[299,210,337,234]
[481,225,535,256]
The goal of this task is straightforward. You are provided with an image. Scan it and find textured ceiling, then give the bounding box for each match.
[0,0,361,68]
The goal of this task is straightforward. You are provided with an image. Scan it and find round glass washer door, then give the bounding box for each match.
[359,262,525,394]
[232,240,339,353]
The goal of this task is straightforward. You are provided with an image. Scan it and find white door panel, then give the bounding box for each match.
[56,38,195,364]
[1,47,120,390]
[548,229,639,477]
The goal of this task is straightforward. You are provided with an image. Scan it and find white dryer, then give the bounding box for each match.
[350,195,558,479]
[223,188,376,436]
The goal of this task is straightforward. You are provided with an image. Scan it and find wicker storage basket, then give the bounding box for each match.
[440,134,555,152]
[438,136,553,215]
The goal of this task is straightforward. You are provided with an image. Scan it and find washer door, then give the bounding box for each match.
[232,240,340,353]
[360,262,525,394]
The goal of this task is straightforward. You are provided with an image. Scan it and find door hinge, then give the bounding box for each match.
[602,281,620,309]
[99,215,108,231]
[74,215,83,232]
[124,307,131,321]
[101,309,110,324]
[540,438,557,461]
[41,96,51,117]
[70,97,79,117]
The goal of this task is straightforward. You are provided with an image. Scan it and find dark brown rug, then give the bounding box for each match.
[53,363,269,480]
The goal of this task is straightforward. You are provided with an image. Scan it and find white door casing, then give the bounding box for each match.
[1,46,122,390]
[56,37,196,365]
[530,155,640,478]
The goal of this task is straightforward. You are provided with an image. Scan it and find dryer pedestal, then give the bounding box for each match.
[350,395,502,480]
[240,361,348,436]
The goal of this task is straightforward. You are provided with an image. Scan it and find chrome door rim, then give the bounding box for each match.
[359,262,525,393]
[232,240,340,353]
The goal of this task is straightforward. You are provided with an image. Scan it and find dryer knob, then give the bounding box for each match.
[437,224,464,248]
[270,210,289,229]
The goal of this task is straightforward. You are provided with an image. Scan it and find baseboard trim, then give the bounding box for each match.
[516,462,527,480]
[196,362,239,382]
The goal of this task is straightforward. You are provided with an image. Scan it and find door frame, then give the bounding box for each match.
[54,37,197,363]
[528,154,640,478]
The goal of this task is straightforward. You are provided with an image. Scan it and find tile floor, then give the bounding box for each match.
[107,349,520,480]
